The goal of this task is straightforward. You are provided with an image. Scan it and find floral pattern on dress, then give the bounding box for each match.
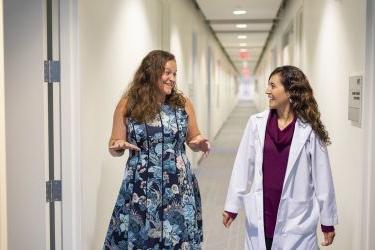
[103,105,203,250]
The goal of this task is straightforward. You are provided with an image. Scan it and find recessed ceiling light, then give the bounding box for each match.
[238,35,247,39]
[233,10,247,15]
[236,24,247,29]
[239,43,248,47]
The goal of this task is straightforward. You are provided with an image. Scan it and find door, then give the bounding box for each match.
[3,0,63,249]
[206,46,212,138]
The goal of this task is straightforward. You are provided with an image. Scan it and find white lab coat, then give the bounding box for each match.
[224,109,338,250]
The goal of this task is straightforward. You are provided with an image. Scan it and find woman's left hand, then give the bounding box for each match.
[321,231,335,246]
[188,135,210,157]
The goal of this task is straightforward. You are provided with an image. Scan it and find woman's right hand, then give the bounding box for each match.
[222,211,234,228]
[109,139,140,156]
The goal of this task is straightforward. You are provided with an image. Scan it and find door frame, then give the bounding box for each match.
[59,0,82,249]
[0,1,7,249]
[362,0,375,249]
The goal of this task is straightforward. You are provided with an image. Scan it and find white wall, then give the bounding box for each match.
[78,1,163,248]
[254,0,367,249]
[303,2,365,248]
[167,0,238,157]
[0,1,7,249]
[77,0,238,249]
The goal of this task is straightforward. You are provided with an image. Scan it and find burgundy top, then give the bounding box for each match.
[263,109,297,237]
[225,109,334,235]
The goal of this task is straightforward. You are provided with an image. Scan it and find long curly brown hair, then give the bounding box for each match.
[269,66,331,145]
[124,50,186,122]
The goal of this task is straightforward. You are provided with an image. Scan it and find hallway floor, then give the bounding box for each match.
[197,101,258,250]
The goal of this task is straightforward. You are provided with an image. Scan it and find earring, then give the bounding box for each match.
[289,98,292,103]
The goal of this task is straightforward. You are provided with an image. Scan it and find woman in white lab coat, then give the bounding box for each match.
[222,66,338,250]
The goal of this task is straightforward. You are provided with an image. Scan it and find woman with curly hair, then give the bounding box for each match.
[103,50,210,249]
[222,66,338,250]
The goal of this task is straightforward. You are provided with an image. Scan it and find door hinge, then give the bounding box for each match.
[44,60,60,83]
[46,180,62,202]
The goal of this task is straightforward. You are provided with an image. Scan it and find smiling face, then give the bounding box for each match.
[265,73,290,109]
[157,60,177,97]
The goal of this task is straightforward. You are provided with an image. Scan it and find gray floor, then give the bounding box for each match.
[197,101,258,250]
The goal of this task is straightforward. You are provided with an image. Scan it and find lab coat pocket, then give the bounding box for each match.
[282,198,318,235]
[242,192,259,237]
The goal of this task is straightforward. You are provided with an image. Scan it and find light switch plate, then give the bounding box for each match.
[348,75,363,127]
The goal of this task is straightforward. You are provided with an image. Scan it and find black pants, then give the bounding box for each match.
[265,237,273,250]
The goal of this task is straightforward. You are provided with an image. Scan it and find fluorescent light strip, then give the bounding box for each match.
[233,10,247,15]
[236,24,247,28]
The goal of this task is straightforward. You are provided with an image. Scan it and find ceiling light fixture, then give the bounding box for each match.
[239,43,248,47]
[238,35,247,39]
[233,10,247,15]
[236,24,247,29]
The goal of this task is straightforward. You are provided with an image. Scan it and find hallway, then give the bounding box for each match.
[1,0,375,249]
[198,101,258,250]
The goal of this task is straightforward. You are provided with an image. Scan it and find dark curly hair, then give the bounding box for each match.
[124,50,186,122]
[269,65,331,145]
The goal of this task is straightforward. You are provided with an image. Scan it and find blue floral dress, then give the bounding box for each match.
[103,104,203,250]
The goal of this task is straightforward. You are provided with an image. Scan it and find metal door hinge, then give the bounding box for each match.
[46,180,62,202]
[44,60,60,83]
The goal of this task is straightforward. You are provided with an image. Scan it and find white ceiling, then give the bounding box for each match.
[195,0,283,75]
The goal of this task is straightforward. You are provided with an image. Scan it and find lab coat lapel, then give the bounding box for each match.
[255,110,270,150]
[282,118,312,190]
